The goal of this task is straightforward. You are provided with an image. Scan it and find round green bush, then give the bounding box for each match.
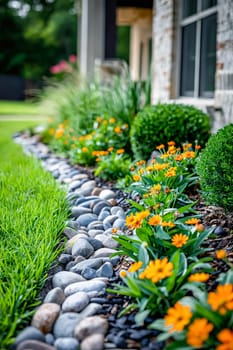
[196,123,233,212]
[130,103,211,160]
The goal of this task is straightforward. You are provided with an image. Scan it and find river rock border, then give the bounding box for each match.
[13,134,161,350]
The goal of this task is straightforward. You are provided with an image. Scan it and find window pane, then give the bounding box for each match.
[182,0,197,18]
[201,0,217,11]
[180,23,196,97]
[199,14,217,97]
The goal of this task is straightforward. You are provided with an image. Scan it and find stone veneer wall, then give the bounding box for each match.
[151,0,175,103]
[151,0,233,132]
[214,0,233,132]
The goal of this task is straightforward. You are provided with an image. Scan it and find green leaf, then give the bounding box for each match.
[154,226,170,240]
[138,243,150,265]
[134,309,150,325]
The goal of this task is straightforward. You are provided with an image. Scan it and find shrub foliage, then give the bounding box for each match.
[130,103,211,160]
[196,123,233,211]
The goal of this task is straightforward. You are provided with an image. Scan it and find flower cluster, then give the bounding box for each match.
[50,55,77,80]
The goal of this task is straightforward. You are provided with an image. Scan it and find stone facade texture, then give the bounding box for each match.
[151,0,233,132]
[214,0,233,131]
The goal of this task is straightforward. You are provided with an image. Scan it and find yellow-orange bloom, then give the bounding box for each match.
[165,167,177,177]
[109,117,116,123]
[196,223,204,232]
[153,163,170,171]
[116,148,125,154]
[188,273,210,283]
[96,116,102,123]
[55,128,64,139]
[186,318,214,347]
[133,174,141,181]
[126,210,149,229]
[114,126,121,133]
[174,154,183,161]
[168,141,176,146]
[112,228,118,234]
[185,218,200,225]
[216,250,227,259]
[161,221,176,228]
[49,128,55,135]
[164,302,192,333]
[217,329,233,350]
[139,258,173,283]
[108,146,114,152]
[156,144,165,150]
[208,284,233,315]
[182,151,196,159]
[128,261,143,273]
[119,270,127,278]
[150,184,161,194]
[82,147,88,153]
[148,215,162,226]
[172,234,188,248]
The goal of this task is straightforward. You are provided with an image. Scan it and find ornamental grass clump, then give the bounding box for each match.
[196,123,233,212]
[130,103,211,160]
[150,269,233,350]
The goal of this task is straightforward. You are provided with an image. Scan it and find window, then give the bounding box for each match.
[180,0,217,98]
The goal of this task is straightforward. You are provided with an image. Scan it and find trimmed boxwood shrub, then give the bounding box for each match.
[130,103,211,160]
[196,123,233,212]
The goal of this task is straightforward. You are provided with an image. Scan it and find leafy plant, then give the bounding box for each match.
[196,123,233,212]
[150,269,233,350]
[130,104,211,160]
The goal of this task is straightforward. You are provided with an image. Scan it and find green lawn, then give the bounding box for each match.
[0,121,68,349]
[0,100,41,115]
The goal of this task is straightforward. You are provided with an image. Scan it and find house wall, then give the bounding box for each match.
[151,0,233,132]
[214,0,233,131]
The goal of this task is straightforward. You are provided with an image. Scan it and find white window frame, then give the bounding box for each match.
[179,0,217,98]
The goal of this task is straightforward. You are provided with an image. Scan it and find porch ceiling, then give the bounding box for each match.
[116,7,152,25]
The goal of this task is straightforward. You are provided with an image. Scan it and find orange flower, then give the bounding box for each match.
[217,329,233,350]
[125,210,149,229]
[172,234,188,248]
[150,184,161,194]
[112,228,118,234]
[82,147,88,153]
[109,117,116,123]
[49,128,55,135]
[216,250,227,259]
[188,273,210,282]
[168,146,177,154]
[186,318,214,347]
[161,221,176,228]
[208,284,233,315]
[168,141,176,146]
[139,258,173,283]
[153,163,170,171]
[164,302,192,332]
[174,154,183,161]
[133,174,141,181]
[96,116,102,123]
[114,126,121,133]
[156,144,165,150]
[182,151,195,159]
[185,218,200,225]
[55,128,64,139]
[148,215,162,226]
[128,261,143,273]
[165,167,177,177]
[196,223,204,232]
[108,146,114,152]
[195,145,201,150]
[119,270,127,278]
[116,148,125,154]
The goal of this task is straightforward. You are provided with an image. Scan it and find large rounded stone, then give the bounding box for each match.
[99,189,116,200]
[31,303,60,334]
[44,287,65,305]
[53,271,85,290]
[62,292,89,312]
[80,334,105,350]
[53,313,81,338]
[13,327,45,349]
[71,238,94,258]
[54,338,79,350]
[76,214,98,227]
[16,340,55,350]
[64,280,106,297]
[74,316,108,340]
